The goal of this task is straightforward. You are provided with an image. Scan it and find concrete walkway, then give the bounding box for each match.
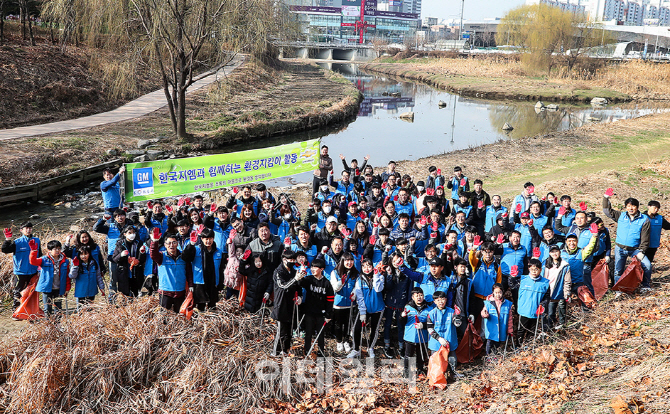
[0,54,245,141]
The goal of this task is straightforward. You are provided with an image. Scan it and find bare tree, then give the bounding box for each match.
[42,0,298,138]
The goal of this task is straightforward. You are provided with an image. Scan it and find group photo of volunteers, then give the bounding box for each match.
[4,144,668,381]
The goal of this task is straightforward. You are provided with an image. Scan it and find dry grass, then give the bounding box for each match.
[593,60,670,99]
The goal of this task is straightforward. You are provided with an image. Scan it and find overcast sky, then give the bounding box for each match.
[422,0,526,22]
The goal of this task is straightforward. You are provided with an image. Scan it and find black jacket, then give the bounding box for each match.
[300,275,334,318]
[271,263,301,322]
[240,257,274,313]
[111,238,146,296]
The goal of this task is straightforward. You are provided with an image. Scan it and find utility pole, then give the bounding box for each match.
[459,0,465,40]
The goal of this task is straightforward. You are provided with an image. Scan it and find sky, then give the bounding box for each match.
[421,0,526,22]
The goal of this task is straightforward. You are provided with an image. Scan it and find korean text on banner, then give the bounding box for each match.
[124,139,321,202]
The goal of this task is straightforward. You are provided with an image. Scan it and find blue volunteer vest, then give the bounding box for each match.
[73,260,100,298]
[35,256,70,296]
[12,236,40,275]
[643,214,663,249]
[501,244,527,275]
[157,252,188,292]
[615,213,648,249]
[358,277,385,314]
[483,300,513,342]
[517,275,549,319]
[427,307,459,351]
[471,260,499,297]
[192,246,223,286]
[485,206,507,232]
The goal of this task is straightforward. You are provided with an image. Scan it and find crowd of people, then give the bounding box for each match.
[3,145,668,379]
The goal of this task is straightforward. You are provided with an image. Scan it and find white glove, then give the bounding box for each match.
[121,250,129,257]
[295,296,302,305]
[414,322,423,330]
[468,315,475,323]
[263,292,270,300]
[294,272,304,281]
[360,314,366,323]
[189,287,194,292]
[438,337,449,348]
[636,252,645,261]
[604,256,610,264]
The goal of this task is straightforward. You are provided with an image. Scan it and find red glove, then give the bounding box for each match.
[369,235,377,246]
[559,206,566,216]
[73,257,80,267]
[478,200,484,209]
[28,239,38,251]
[579,202,587,211]
[321,246,329,254]
[536,305,545,316]
[604,188,614,197]
[165,205,173,213]
[515,204,522,213]
[198,224,205,235]
[229,228,237,240]
[199,211,204,219]
[426,188,435,196]
[342,228,351,239]
[553,197,559,205]
[432,221,438,231]
[123,206,128,212]
[243,250,251,260]
[359,212,366,220]
[454,305,461,315]
[140,245,146,254]
[184,197,191,205]
[460,178,466,187]
[355,168,360,176]
[510,265,519,277]
[496,233,505,244]
[294,292,299,304]
[395,257,404,267]
[382,182,388,189]
[284,237,291,247]
[473,235,481,247]
[430,232,437,239]
[178,198,185,207]
[147,201,154,209]
[528,219,534,227]
[437,168,441,176]
[376,208,382,218]
[232,187,239,195]
[3,228,12,239]
[541,196,546,201]
[502,211,509,219]
[210,203,217,213]
[590,223,598,234]
[393,195,398,202]
[420,216,427,227]
[104,213,112,220]
[533,247,540,258]
[152,227,161,240]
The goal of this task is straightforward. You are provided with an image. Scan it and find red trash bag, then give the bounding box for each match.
[428,345,450,389]
[180,281,194,320]
[612,258,643,294]
[12,274,44,321]
[455,321,484,364]
[578,286,597,309]
[591,259,610,301]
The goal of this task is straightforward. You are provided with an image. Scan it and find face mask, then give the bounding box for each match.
[323,206,331,214]
[417,186,424,192]
[320,185,328,192]
[126,234,136,241]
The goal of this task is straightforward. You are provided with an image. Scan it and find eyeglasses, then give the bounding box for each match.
[165,241,178,245]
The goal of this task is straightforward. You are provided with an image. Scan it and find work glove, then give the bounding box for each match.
[438,337,449,348]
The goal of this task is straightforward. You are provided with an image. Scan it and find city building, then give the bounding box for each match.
[287,0,421,44]
[526,0,587,14]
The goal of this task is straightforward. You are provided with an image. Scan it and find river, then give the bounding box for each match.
[2,63,669,231]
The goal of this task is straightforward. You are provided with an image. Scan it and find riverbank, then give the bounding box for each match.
[0,60,362,187]
[362,57,670,103]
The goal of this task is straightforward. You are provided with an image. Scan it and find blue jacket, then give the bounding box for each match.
[70,259,104,298]
[469,251,501,298]
[514,223,535,257]
[353,272,385,315]
[616,211,649,249]
[3,236,40,275]
[190,245,223,286]
[291,242,318,263]
[157,252,189,292]
[416,273,451,303]
[100,173,122,210]
[33,253,71,296]
[403,300,434,343]
[517,274,550,319]
[644,213,669,249]
[483,299,513,342]
[447,176,468,200]
[560,235,597,286]
[427,306,459,351]
[541,260,571,300]
[485,206,507,233]
[330,269,358,307]
[553,208,576,236]
[500,243,527,276]
[562,223,600,264]
[394,201,414,218]
[93,218,132,257]
[211,219,232,254]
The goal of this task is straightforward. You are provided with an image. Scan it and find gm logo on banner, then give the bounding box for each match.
[133,167,155,197]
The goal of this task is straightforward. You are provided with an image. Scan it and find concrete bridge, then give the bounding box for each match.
[276,42,378,62]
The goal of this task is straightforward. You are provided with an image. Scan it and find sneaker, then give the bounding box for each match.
[343,342,352,353]
[640,287,653,293]
[11,316,21,321]
[383,345,395,359]
[336,342,344,353]
[347,349,361,358]
[615,291,623,299]
[367,347,375,358]
[553,324,563,331]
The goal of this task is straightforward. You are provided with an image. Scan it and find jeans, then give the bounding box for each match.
[582,262,594,295]
[42,291,63,316]
[546,300,566,328]
[614,246,652,288]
